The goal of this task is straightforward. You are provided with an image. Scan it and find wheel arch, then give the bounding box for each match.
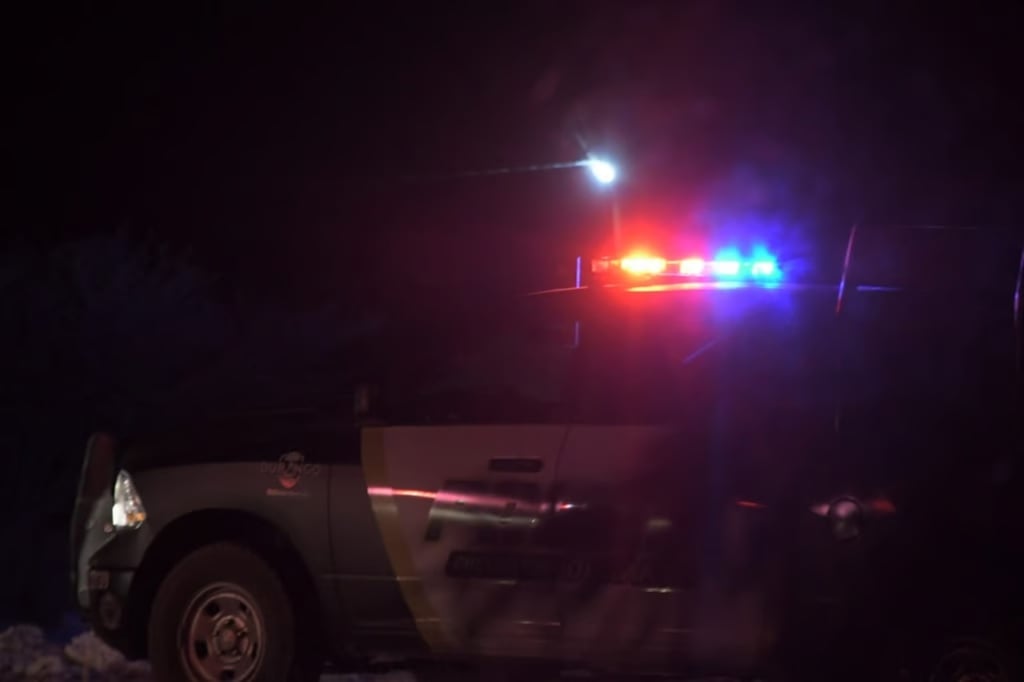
[126,508,328,660]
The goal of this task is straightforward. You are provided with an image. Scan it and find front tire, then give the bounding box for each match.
[148,542,315,681]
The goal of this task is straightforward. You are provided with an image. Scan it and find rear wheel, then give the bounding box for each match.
[927,637,1015,682]
[148,542,318,681]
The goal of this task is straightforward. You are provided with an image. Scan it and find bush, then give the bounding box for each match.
[0,234,364,625]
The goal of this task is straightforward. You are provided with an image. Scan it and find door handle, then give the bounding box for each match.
[488,457,543,473]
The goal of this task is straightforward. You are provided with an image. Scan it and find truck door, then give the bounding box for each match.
[835,227,1024,634]
[550,288,838,671]
[358,298,576,659]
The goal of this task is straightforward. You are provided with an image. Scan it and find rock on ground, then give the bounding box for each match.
[0,625,152,681]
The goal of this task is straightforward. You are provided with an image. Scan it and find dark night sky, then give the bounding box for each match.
[6,2,1024,304]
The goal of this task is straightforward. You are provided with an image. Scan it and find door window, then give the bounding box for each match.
[385,298,575,424]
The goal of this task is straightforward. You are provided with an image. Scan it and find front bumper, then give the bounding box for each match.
[78,569,134,630]
[73,496,152,657]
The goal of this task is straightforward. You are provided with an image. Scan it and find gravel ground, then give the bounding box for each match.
[0,623,426,682]
[1,623,734,681]
[0,625,492,682]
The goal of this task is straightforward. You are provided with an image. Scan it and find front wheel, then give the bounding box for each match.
[148,542,317,681]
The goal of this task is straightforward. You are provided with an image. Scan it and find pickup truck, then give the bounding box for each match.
[71,226,1024,681]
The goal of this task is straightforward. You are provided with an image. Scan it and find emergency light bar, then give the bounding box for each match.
[592,253,781,282]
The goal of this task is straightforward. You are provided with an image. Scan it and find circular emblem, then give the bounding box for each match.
[277,451,305,489]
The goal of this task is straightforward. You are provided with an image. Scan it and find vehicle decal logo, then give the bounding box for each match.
[261,451,320,496]
[277,451,304,489]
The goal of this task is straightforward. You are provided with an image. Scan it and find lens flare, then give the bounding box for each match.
[620,255,667,275]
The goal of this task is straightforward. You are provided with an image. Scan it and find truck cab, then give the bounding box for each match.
[71,226,1024,681]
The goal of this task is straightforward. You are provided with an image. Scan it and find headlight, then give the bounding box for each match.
[111,470,147,530]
